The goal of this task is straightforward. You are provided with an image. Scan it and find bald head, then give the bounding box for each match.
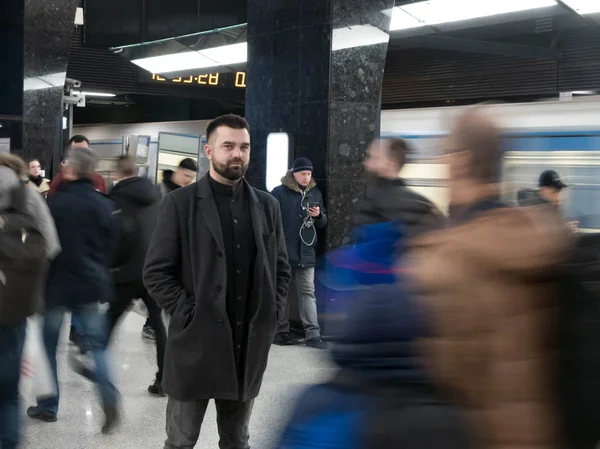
[449,108,503,184]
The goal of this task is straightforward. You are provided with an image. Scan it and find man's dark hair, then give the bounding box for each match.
[68,134,90,146]
[28,158,40,165]
[179,158,198,172]
[116,155,137,177]
[386,138,411,169]
[205,114,250,143]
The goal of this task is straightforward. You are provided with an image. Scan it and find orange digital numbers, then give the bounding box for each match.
[235,72,246,88]
[151,72,245,87]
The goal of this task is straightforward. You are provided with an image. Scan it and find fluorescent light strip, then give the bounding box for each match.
[73,91,116,97]
[560,0,600,14]
[132,42,247,74]
[390,0,557,31]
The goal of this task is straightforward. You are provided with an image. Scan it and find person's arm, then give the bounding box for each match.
[143,194,187,315]
[274,203,292,320]
[48,172,64,197]
[26,187,61,259]
[270,186,282,204]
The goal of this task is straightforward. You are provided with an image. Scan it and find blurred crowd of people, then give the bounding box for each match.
[0,107,599,449]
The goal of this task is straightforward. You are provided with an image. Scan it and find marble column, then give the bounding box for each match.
[22,0,78,174]
[246,0,395,334]
[246,0,395,249]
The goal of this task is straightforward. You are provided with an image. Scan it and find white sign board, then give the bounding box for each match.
[0,138,10,154]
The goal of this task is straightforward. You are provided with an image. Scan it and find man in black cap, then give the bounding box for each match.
[538,169,568,207]
[271,157,328,348]
[518,170,568,208]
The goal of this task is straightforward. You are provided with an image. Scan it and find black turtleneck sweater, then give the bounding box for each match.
[208,175,257,374]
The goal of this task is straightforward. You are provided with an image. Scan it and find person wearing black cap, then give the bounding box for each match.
[539,169,568,207]
[271,157,328,348]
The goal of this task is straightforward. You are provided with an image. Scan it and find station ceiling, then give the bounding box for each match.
[71,0,600,124]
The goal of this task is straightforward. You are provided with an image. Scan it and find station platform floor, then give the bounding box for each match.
[21,312,335,449]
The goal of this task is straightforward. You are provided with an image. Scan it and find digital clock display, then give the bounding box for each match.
[140,71,247,89]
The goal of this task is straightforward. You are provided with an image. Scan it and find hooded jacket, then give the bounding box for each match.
[110,176,161,284]
[355,177,444,238]
[271,171,327,268]
[409,200,571,449]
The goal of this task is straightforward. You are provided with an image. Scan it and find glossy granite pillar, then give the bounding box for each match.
[246,0,395,249]
[22,0,77,174]
[246,0,395,335]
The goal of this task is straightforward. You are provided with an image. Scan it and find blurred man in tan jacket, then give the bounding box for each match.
[408,108,571,449]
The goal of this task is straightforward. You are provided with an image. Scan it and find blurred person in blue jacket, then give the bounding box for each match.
[275,223,470,449]
[26,146,120,433]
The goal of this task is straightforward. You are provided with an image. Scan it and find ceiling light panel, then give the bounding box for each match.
[560,0,600,14]
[332,25,390,51]
[132,42,248,74]
[391,0,557,30]
[389,7,424,31]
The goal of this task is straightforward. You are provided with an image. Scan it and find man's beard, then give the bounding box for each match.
[213,159,248,181]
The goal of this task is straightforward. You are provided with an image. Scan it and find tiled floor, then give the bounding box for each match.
[21,312,334,449]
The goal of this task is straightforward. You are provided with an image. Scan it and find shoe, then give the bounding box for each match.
[141,325,156,340]
[27,406,57,423]
[148,379,166,397]
[273,332,295,346]
[306,337,328,349]
[101,403,120,434]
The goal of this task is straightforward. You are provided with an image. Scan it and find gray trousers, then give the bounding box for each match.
[165,396,255,449]
[276,267,321,340]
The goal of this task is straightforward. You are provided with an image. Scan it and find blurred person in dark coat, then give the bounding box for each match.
[275,225,470,449]
[49,134,105,352]
[356,138,444,238]
[144,114,291,449]
[27,146,120,433]
[408,108,571,449]
[107,156,167,396]
[0,155,60,449]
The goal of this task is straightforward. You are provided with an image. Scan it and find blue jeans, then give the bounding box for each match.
[37,303,117,415]
[0,322,26,449]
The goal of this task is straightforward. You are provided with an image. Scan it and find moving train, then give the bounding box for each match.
[381,97,600,231]
[77,96,600,230]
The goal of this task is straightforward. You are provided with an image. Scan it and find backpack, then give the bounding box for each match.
[0,183,48,326]
[557,233,600,449]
